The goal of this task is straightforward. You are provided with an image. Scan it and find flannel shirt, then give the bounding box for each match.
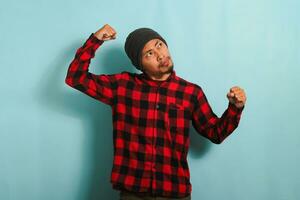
[65,33,244,198]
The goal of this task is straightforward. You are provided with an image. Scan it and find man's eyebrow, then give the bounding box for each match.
[143,40,160,55]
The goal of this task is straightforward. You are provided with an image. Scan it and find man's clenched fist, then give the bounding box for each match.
[94,24,117,41]
[227,86,247,108]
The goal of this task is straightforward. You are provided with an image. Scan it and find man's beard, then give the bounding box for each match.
[151,64,174,78]
[161,64,174,75]
[141,64,174,79]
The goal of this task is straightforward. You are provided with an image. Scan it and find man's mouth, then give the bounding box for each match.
[160,59,169,67]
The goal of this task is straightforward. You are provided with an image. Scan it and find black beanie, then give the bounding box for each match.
[124,28,168,70]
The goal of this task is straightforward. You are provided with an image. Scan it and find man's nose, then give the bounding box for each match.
[157,53,164,61]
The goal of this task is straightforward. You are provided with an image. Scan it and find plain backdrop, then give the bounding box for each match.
[1,0,299,199]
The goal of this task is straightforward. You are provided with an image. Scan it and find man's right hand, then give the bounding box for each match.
[94,24,117,41]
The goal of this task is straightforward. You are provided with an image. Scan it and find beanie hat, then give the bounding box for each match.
[124,28,168,70]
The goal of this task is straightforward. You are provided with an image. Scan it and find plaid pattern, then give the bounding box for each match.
[65,33,244,198]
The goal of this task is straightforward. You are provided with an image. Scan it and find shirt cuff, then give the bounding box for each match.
[89,33,105,45]
[228,102,244,116]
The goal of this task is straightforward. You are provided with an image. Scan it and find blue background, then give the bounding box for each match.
[1,0,299,199]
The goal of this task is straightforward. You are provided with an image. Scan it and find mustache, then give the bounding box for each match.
[159,57,171,67]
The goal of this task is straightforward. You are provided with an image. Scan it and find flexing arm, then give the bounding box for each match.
[65,24,118,106]
[192,86,246,144]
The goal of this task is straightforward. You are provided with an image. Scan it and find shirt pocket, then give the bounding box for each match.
[166,103,190,151]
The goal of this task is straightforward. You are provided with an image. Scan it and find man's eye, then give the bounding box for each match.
[158,42,162,47]
[146,52,153,57]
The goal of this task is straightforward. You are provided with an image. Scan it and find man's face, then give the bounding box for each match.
[140,39,174,79]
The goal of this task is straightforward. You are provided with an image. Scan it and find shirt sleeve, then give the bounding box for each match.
[191,86,244,144]
[65,33,117,106]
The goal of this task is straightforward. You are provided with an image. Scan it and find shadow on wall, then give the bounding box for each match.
[189,125,212,159]
[37,38,211,200]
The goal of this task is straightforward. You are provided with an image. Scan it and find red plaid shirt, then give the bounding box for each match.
[65,33,244,198]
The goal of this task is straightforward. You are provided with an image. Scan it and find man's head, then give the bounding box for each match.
[125,28,174,79]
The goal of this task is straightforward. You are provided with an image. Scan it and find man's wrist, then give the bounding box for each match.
[228,102,244,116]
[91,33,105,44]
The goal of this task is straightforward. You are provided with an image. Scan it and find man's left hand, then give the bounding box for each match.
[227,86,247,108]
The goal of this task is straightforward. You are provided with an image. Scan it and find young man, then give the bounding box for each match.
[65,24,246,200]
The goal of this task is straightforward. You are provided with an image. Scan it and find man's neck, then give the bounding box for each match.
[147,73,171,81]
[143,68,174,81]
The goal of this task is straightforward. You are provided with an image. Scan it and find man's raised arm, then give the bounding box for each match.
[192,86,246,144]
[65,24,118,106]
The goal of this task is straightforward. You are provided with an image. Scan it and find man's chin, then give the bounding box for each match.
[163,65,174,73]
[151,65,174,77]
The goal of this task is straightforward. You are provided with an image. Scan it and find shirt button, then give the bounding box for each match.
[156,104,160,109]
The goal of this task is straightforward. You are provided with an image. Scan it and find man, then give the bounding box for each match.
[65,24,246,200]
